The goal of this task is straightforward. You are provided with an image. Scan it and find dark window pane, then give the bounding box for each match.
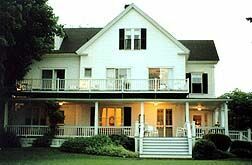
[192,83,202,93]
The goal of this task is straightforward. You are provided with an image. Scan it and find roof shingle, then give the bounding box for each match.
[55,28,219,61]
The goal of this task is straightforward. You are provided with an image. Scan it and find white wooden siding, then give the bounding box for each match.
[186,63,216,98]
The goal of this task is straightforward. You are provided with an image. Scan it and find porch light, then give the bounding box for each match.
[58,102,64,106]
[153,102,159,106]
[197,104,202,111]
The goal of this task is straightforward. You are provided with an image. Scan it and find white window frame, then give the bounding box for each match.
[191,72,203,93]
[124,28,142,50]
[84,68,92,78]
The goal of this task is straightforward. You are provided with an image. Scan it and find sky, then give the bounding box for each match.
[48,0,252,96]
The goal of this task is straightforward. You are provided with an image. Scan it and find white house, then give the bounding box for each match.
[4,4,231,158]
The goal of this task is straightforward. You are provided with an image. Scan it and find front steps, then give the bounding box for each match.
[140,137,192,158]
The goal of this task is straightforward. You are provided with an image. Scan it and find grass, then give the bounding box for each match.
[0,148,251,165]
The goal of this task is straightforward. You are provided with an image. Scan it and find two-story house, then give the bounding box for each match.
[4,4,229,158]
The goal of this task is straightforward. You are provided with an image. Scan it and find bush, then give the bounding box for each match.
[32,133,53,147]
[192,139,233,160]
[203,134,231,151]
[109,134,135,151]
[60,135,137,158]
[230,141,252,158]
[0,131,20,148]
[60,135,113,153]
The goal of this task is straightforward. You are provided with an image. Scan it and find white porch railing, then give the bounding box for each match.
[195,127,225,138]
[229,129,251,141]
[16,78,189,93]
[56,126,95,137]
[6,125,50,137]
[6,125,134,137]
[98,126,134,137]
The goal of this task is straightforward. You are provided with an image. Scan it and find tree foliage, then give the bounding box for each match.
[246,17,252,23]
[0,0,63,94]
[220,89,252,130]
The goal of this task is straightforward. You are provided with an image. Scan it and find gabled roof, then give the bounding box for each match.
[76,3,190,55]
[179,40,219,61]
[55,28,102,53]
[55,28,219,61]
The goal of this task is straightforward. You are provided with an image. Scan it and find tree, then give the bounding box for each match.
[220,89,252,130]
[246,17,252,23]
[0,0,63,128]
[45,101,65,137]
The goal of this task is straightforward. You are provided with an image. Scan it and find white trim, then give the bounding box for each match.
[13,98,231,103]
[76,4,189,55]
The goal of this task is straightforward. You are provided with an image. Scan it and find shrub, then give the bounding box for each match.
[96,145,137,158]
[60,135,137,158]
[203,134,231,151]
[60,135,113,153]
[230,140,252,158]
[0,131,21,148]
[32,133,53,147]
[109,134,135,151]
[230,140,252,151]
[192,139,233,160]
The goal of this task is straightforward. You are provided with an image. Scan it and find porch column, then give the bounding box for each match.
[94,102,99,135]
[4,101,8,129]
[224,102,229,135]
[139,102,144,154]
[185,102,192,155]
[220,105,225,128]
[185,102,190,123]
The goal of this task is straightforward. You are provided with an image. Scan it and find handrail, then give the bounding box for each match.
[16,78,189,92]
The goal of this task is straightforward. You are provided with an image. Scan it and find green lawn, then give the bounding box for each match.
[0,148,251,165]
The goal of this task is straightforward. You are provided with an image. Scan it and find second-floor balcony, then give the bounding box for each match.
[17,78,189,93]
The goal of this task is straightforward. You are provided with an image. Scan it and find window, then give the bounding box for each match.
[107,68,131,79]
[119,28,146,50]
[99,107,123,126]
[84,68,92,78]
[186,73,208,94]
[125,29,131,49]
[134,29,141,49]
[191,73,202,93]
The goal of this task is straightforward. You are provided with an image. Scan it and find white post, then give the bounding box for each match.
[220,105,225,128]
[239,131,243,141]
[185,102,192,155]
[191,121,196,146]
[4,101,8,129]
[134,121,139,152]
[248,128,251,142]
[139,102,144,154]
[224,103,229,135]
[94,102,99,135]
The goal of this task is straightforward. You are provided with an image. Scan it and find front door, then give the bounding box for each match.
[149,68,169,90]
[55,69,65,90]
[156,108,173,137]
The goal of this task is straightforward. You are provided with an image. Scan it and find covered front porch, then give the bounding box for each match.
[4,99,229,139]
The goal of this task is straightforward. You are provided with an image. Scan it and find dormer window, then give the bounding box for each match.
[119,28,146,50]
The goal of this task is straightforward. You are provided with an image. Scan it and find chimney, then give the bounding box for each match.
[124,4,130,9]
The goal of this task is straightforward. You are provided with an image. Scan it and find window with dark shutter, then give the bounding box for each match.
[141,28,146,49]
[202,73,208,94]
[119,29,124,49]
[186,73,191,93]
[191,73,202,93]
[124,107,132,126]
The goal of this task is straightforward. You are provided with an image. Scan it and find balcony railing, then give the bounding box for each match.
[16,78,189,93]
